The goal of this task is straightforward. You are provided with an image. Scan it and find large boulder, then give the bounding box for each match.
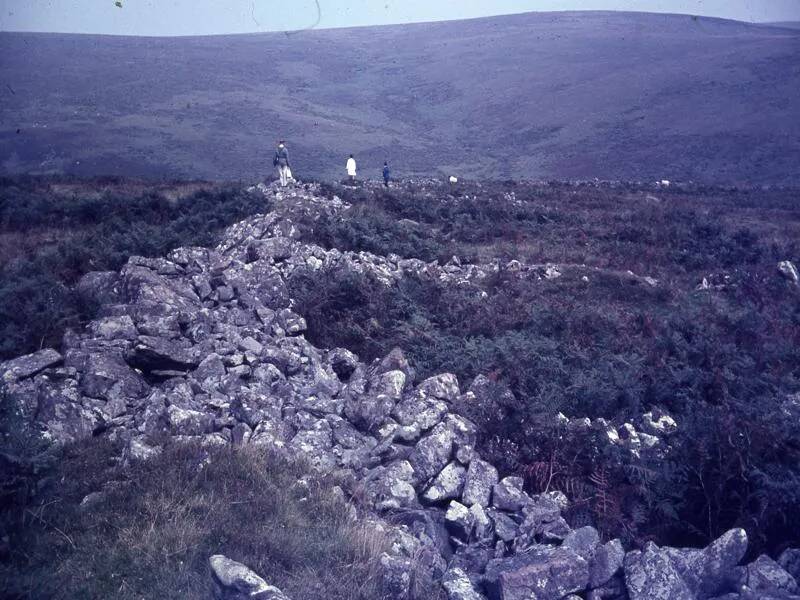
[624,542,693,600]
[779,549,800,583]
[746,554,798,597]
[663,528,748,598]
[208,555,290,600]
[484,545,590,600]
[1,348,62,383]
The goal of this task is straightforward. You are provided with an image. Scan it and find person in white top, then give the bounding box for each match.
[346,154,357,182]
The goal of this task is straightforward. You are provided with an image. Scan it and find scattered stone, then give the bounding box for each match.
[209,554,290,600]
[778,260,799,285]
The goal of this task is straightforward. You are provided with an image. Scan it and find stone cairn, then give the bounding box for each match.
[3,181,799,600]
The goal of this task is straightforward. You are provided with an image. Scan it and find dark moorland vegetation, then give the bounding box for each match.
[0,176,270,360]
[288,180,800,556]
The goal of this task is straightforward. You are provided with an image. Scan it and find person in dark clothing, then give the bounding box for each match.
[273,141,291,187]
[382,162,391,187]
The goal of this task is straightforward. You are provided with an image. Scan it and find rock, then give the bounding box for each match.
[666,528,749,598]
[445,414,477,465]
[238,336,263,355]
[489,509,519,542]
[1,348,62,382]
[167,405,214,436]
[127,438,162,462]
[471,503,493,540]
[194,353,227,380]
[76,270,123,305]
[380,553,412,600]
[276,308,306,335]
[87,315,138,341]
[445,500,473,541]
[589,539,625,589]
[390,509,453,561]
[343,369,404,431]
[778,260,799,285]
[364,461,418,511]
[624,542,693,600]
[492,477,530,512]
[443,568,486,600]
[392,392,448,431]
[422,461,466,504]
[513,495,569,551]
[747,554,798,596]
[376,347,415,385]
[417,373,460,402]
[779,549,800,583]
[126,336,199,372]
[542,490,569,511]
[328,348,359,381]
[462,458,499,507]
[208,554,290,600]
[641,410,677,436]
[408,421,455,486]
[562,526,600,562]
[484,545,590,600]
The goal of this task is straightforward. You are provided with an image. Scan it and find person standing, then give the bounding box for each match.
[346,154,357,182]
[382,161,391,187]
[273,141,291,187]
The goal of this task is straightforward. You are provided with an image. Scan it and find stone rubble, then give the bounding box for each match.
[2,180,797,600]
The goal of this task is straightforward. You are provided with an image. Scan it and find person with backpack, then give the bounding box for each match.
[382,161,391,187]
[346,154,357,182]
[273,141,291,187]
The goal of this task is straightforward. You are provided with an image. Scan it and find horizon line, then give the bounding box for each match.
[1,9,796,39]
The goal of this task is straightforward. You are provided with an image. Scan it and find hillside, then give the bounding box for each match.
[2,176,800,599]
[2,11,800,184]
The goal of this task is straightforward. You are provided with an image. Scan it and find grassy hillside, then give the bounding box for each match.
[1,11,799,184]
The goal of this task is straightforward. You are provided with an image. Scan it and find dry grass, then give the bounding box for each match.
[0,440,420,600]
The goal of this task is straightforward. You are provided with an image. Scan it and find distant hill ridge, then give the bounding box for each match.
[1,10,799,184]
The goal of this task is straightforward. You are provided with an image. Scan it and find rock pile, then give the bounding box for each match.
[3,181,798,600]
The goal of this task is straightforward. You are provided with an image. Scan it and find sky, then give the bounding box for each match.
[1,0,799,36]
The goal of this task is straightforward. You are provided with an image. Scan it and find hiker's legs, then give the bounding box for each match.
[279,166,288,187]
